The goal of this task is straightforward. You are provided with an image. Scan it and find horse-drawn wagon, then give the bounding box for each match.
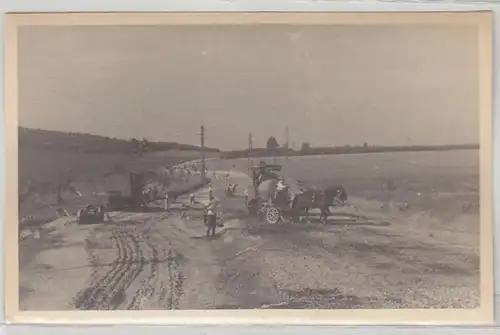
[246,162,348,224]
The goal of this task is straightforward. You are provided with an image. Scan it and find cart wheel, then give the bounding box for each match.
[266,206,281,224]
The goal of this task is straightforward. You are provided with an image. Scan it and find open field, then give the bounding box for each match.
[209,150,480,220]
[18,149,480,311]
[208,150,480,249]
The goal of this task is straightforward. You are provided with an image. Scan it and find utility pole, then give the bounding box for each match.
[200,125,206,182]
[285,126,289,149]
[285,125,289,160]
[248,132,253,171]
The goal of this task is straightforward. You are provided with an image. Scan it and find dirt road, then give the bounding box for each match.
[19,169,479,310]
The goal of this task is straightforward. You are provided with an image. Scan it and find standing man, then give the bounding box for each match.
[164,192,170,213]
[204,195,219,237]
[275,178,288,204]
[243,186,249,207]
[208,184,213,200]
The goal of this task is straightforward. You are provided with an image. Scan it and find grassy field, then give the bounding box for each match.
[208,149,480,222]
[18,147,219,224]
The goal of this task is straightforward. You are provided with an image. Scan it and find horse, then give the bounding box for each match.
[291,185,348,224]
[325,185,348,206]
[225,183,238,198]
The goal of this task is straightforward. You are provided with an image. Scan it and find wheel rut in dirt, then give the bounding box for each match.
[124,231,159,310]
[72,219,187,310]
[157,249,184,309]
[73,226,144,309]
[73,225,140,309]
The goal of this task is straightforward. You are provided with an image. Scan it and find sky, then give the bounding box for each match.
[18,24,479,151]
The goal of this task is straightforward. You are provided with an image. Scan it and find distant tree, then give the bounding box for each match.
[130,138,140,152]
[300,142,310,153]
[140,137,151,153]
[363,142,368,148]
[266,136,279,151]
[266,136,280,164]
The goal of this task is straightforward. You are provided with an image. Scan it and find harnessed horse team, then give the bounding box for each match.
[248,163,348,224]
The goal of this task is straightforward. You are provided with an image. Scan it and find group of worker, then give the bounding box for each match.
[161,174,255,238]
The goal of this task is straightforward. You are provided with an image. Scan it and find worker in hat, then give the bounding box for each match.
[275,177,288,204]
[243,186,249,207]
[203,196,220,237]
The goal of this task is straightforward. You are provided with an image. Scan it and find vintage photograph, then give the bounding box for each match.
[4,12,494,324]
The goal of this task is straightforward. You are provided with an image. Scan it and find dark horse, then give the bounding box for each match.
[291,185,348,223]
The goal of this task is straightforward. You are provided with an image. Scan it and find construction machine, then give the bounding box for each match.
[77,204,107,224]
[106,172,151,210]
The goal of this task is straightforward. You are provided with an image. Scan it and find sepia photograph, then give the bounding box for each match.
[4,12,494,325]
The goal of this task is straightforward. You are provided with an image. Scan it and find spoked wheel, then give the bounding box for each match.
[266,206,281,224]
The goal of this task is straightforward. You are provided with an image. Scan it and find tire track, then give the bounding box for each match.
[73,225,146,310]
[164,249,185,309]
[142,221,187,310]
[102,228,144,310]
[148,224,185,310]
[92,227,130,310]
[125,229,160,310]
[74,215,187,310]
[146,231,170,309]
[72,227,127,309]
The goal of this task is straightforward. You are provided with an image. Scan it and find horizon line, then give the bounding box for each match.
[18,126,480,152]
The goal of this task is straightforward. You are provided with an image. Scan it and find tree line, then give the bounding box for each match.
[221,135,479,159]
[18,127,220,155]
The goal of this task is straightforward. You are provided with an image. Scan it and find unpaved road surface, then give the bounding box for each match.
[19,169,479,310]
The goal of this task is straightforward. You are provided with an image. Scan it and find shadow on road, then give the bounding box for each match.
[313,218,391,227]
[190,234,224,241]
[125,206,167,213]
[246,219,390,236]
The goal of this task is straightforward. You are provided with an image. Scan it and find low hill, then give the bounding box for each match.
[17,127,220,224]
[19,127,220,154]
